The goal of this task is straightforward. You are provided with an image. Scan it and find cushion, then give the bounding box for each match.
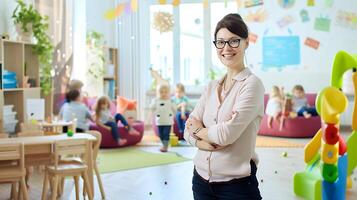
[117,96,137,114]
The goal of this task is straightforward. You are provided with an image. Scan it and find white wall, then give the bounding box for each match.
[86,0,117,47]
[0,0,22,39]
[241,0,357,93]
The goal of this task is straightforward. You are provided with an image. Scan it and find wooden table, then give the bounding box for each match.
[0,133,97,197]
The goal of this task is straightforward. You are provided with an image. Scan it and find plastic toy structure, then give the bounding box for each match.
[294,51,357,200]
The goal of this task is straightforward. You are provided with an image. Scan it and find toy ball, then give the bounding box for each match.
[282,151,288,157]
[67,129,74,137]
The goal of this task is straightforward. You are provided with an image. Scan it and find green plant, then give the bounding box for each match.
[12,0,54,96]
[86,31,105,79]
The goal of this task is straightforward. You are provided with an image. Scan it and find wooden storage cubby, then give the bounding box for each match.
[0,39,41,133]
[103,47,119,99]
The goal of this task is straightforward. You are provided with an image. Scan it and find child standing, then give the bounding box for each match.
[292,85,318,118]
[171,83,191,138]
[265,86,283,128]
[59,90,93,132]
[150,84,177,152]
[95,96,139,146]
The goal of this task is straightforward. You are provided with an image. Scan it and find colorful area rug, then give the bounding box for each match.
[98,147,189,173]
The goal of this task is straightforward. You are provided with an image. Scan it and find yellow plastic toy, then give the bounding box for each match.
[294,51,357,200]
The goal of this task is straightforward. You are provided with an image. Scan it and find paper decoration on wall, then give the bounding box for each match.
[336,10,357,30]
[245,8,268,23]
[324,0,333,7]
[314,16,331,32]
[300,10,310,22]
[104,1,137,20]
[159,0,167,4]
[236,0,244,8]
[125,3,132,15]
[203,0,209,8]
[278,0,295,9]
[249,33,258,43]
[304,37,320,49]
[307,0,315,6]
[173,0,180,7]
[152,12,174,33]
[262,36,301,70]
[244,0,263,8]
[277,15,294,28]
[131,0,138,12]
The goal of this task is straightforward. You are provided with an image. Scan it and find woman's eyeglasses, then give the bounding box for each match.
[213,39,241,49]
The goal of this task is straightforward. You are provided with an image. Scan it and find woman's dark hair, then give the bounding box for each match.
[214,13,248,40]
[66,90,80,102]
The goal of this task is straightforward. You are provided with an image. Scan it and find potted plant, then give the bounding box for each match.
[12,0,54,96]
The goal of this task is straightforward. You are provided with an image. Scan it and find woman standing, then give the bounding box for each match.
[184,13,264,200]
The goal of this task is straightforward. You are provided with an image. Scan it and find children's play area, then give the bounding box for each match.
[0,0,357,200]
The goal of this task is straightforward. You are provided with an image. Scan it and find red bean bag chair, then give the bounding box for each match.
[258,93,321,138]
[90,120,144,148]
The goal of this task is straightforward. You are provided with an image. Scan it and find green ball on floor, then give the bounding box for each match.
[282,151,288,157]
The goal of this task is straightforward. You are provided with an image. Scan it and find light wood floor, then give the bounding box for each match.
[1,133,357,200]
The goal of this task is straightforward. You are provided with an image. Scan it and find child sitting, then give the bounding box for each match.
[292,85,318,118]
[171,83,191,138]
[265,85,283,128]
[59,90,93,132]
[150,84,177,152]
[95,96,139,146]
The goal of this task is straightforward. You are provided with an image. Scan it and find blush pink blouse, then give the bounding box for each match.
[184,68,265,182]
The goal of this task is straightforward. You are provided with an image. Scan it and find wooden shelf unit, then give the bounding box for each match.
[103,47,119,99]
[0,39,41,133]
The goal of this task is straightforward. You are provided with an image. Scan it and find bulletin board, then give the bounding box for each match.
[236,0,357,92]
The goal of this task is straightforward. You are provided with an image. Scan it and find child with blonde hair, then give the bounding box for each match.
[95,96,139,146]
[265,85,283,128]
[150,84,177,152]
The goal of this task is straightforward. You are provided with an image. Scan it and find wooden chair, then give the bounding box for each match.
[83,130,105,199]
[0,143,29,200]
[57,131,105,199]
[41,139,93,200]
[17,122,48,194]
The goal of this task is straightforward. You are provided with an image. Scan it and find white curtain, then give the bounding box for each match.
[116,0,151,120]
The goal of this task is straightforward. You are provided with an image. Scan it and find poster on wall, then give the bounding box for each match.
[262,36,301,70]
[314,16,331,32]
[336,10,357,30]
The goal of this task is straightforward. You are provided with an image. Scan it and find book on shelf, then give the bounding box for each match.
[104,79,115,99]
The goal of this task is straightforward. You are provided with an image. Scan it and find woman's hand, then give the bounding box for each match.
[186,117,203,139]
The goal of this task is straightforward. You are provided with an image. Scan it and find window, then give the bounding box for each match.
[149,1,238,88]
[150,5,174,84]
[180,3,204,86]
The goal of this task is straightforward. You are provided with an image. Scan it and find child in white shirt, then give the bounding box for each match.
[150,84,177,152]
